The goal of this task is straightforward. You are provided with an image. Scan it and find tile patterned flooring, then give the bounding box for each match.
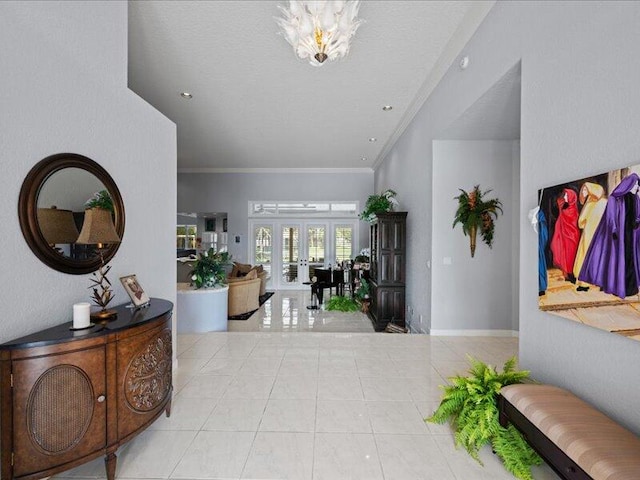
[227,290,375,333]
[53,291,559,480]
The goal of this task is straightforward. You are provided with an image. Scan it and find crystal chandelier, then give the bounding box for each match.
[276,1,363,67]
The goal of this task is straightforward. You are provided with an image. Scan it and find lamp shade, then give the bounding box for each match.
[37,207,79,244]
[76,207,121,247]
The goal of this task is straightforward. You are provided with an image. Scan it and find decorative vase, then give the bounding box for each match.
[469,225,477,258]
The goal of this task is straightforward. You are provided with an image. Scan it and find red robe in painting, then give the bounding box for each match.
[550,188,580,278]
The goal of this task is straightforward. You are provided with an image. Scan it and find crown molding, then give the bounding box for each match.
[178,167,374,174]
[373,1,496,170]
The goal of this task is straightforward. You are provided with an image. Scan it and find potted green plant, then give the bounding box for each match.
[190,248,231,289]
[427,357,541,480]
[359,189,398,223]
[85,189,114,212]
[354,278,371,312]
[325,296,360,312]
[453,185,503,257]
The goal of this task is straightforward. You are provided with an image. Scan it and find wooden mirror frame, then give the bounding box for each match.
[18,153,125,274]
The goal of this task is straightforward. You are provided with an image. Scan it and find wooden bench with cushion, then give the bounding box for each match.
[499,384,640,480]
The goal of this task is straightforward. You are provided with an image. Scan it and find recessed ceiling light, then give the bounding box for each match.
[382,105,393,111]
[180,92,193,99]
[369,137,377,142]
[361,156,367,161]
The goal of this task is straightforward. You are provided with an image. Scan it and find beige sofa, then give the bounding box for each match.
[227,270,261,317]
[229,262,268,296]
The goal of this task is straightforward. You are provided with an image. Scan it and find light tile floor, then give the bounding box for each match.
[53,291,560,480]
[227,290,375,333]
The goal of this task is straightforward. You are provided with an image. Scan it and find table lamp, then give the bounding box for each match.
[76,207,121,320]
[37,206,79,251]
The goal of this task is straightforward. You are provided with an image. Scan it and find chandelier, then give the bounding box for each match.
[276,1,363,67]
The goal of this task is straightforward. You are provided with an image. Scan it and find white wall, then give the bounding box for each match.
[377,1,640,433]
[431,141,516,334]
[0,1,176,343]
[178,171,374,263]
[511,141,521,331]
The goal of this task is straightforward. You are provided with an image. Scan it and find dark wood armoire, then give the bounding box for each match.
[368,211,407,331]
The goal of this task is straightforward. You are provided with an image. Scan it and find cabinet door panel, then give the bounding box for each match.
[12,347,106,477]
[378,288,405,326]
[392,254,404,283]
[116,318,172,440]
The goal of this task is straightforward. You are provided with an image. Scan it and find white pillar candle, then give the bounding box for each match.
[73,302,91,329]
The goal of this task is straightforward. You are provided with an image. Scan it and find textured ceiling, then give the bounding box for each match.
[128,1,493,170]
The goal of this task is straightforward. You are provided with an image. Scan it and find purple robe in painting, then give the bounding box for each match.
[578,173,640,298]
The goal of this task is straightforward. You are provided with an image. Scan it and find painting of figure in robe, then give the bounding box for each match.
[550,188,580,283]
[573,183,607,291]
[538,164,640,343]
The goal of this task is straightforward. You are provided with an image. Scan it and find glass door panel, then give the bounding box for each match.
[250,219,357,290]
[281,225,300,287]
[307,225,326,281]
[253,225,273,278]
[334,225,353,266]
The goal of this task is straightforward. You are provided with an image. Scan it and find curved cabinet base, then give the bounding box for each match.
[0,299,173,480]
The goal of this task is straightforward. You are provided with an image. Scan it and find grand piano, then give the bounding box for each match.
[311,267,344,304]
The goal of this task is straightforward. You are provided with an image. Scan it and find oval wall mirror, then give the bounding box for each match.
[19,153,125,274]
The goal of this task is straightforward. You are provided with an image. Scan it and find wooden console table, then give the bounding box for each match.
[0,298,173,480]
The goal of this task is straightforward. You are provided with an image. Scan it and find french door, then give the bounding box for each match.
[250,220,356,290]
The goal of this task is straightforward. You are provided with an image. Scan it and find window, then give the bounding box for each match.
[254,225,273,276]
[176,225,197,249]
[335,226,353,263]
[249,201,358,217]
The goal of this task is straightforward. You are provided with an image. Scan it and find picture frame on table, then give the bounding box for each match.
[120,274,151,307]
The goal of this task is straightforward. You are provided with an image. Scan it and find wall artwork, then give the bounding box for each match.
[538,163,640,342]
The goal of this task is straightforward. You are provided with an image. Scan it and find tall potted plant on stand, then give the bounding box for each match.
[354,278,370,313]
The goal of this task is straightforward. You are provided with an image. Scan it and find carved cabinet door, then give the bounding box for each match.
[116,319,172,441]
[12,346,107,477]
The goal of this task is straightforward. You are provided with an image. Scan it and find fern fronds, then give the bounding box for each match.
[492,424,542,480]
[425,356,537,477]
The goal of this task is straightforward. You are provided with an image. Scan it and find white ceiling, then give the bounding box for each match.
[128,1,494,170]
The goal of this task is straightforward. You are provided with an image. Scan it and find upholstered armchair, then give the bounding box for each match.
[257,270,268,296]
[227,272,261,317]
[229,262,268,297]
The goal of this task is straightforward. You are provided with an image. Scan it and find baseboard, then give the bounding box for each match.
[408,324,428,334]
[428,329,519,337]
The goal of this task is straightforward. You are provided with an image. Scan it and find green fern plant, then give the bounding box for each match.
[325,295,359,312]
[426,356,541,480]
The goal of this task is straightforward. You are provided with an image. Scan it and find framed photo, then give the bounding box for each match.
[205,218,216,232]
[223,217,228,232]
[120,274,150,307]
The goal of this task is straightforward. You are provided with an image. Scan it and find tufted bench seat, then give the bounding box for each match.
[499,384,640,480]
